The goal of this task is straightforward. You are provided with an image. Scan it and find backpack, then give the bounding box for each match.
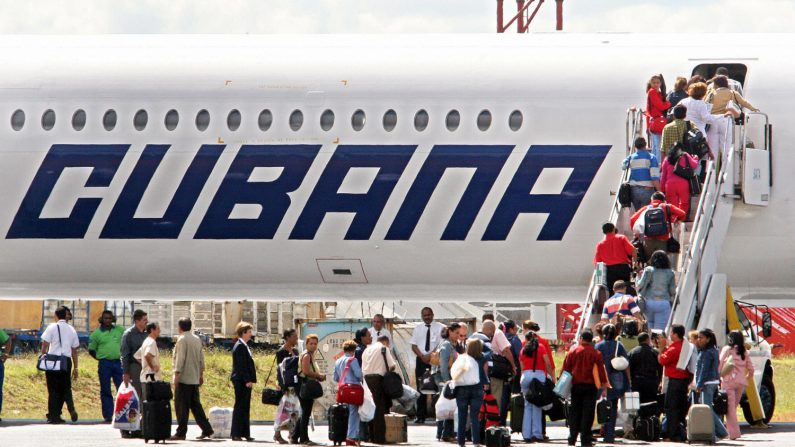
[622,318,639,337]
[682,121,710,158]
[279,355,300,388]
[471,333,493,362]
[618,182,632,208]
[643,205,668,237]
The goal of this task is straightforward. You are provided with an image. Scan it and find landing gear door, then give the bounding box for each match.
[743,148,770,206]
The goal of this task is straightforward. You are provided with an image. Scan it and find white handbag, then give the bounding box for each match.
[610,338,629,371]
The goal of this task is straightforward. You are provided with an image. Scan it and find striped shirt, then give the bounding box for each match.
[601,293,641,320]
[622,150,659,187]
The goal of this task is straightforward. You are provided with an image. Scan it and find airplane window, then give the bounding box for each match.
[103,109,117,131]
[289,110,303,131]
[383,109,397,132]
[41,109,56,131]
[165,109,179,131]
[227,109,241,131]
[477,110,492,131]
[133,109,148,131]
[11,109,25,131]
[320,109,334,131]
[509,110,523,131]
[351,109,366,131]
[414,109,429,132]
[446,110,460,132]
[258,109,272,131]
[195,109,210,131]
[72,109,86,131]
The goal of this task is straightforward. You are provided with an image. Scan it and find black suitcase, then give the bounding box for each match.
[142,399,172,443]
[328,403,349,445]
[509,394,524,433]
[484,426,511,447]
[638,400,660,418]
[143,379,173,402]
[544,396,567,421]
[633,416,660,442]
[596,399,612,425]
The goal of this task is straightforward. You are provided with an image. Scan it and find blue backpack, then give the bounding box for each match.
[643,205,669,237]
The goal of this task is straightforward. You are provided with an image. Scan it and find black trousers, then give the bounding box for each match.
[568,383,597,446]
[295,394,315,443]
[632,376,660,405]
[365,374,391,444]
[605,264,632,296]
[415,356,430,420]
[664,378,690,441]
[231,381,252,438]
[45,358,72,421]
[174,383,213,437]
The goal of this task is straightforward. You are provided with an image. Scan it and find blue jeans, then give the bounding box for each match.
[645,299,672,331]
[630,186,655,211]
[0,360,4,415]
[98,359,123,421]
[456,385,484,446]
[700,384,729,439]
[347,403,360,439]
[604,397,620,442]
[650,132,662,160]
[436,419,454,439]
[519,370,545,440]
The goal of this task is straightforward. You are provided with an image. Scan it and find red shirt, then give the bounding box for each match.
[538,335,555,371]
[562,342,607,386]
[593,233,635,266]
[519,341,549,372]
[658,340,691,380]
[646,88,671,120]
[630,200,687,241]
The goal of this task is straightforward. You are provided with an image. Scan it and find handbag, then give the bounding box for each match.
[298,353,324,400]
[544,396,567,421]
[618,182,632,208]
[381,347,404,399]
[732,92,746,125]
[673,154,694,179]
[523,354,554,407]
[647,96,667,134]
[442,381,457,399]
[490,354,513,380]
[37,323,70,372]
[610,339,629,371]
[336,357,365,406]
[713,389,729,416]
[262,355,284,405]
[720,350,736,377]
[665,206,681,254]
[596,398,612,424]
[689,175,701,195]
[419,370,438,395]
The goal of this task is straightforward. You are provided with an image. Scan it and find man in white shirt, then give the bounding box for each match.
[472,320,516,414]
[368,314,393,347]
[40,306,80,424]
[409,307,445,424]
[361,335,397,444]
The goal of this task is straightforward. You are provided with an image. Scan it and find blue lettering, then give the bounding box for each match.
[290,145,416,240]
[385,145,513,240]
[100,144,224,239]
[482,145,610,241]
[6,144,129,239]
[194,144,321,239]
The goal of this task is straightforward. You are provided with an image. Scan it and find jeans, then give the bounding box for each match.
[700,384,729,439]
[455,385,484,446]
[519,370,546,440]
[436,419,454,439]
[98,359,123,421]
[664,378,690,441]
[630,186,655,212]
[347,402,360,440]
[650,132,662,161]
[415,356,430,421]
[604,398,620,442]
[569,383,597,446]
[645,299,672,330]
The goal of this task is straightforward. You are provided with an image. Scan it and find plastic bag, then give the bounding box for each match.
[208,407,233,439]
[274,393,302,430]
[391,384,421,414]
[112,382,141,432]
[435,395,457,421]
[359,382,376,422]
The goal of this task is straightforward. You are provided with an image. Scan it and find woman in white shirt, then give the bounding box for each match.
[677,82,727,136]
[451,338,489,447]
[134,322,161,384]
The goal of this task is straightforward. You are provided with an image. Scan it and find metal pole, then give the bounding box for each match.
[517,0,525,33]
[497,0,504,33]
[556,0,564,30]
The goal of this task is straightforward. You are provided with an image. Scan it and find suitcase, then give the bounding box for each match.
[484,426,511,447]
[510,394,524,433]
[385,413,408,444]
[143,379,173,402]
[638,400,660,418]
[327,404,349,445]
[142,399,172,443]
[633,415,661,442]
[686,393,715,443]
[596,399,612,425]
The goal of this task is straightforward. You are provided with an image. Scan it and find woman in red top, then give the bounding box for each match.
[660,146,699,216]
[646,74,672,161]
[518,333,553,443]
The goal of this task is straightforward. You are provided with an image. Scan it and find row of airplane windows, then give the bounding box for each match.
[8,108,525,133]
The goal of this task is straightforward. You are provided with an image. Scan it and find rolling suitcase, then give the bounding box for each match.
[385,414,408,444]
[484,426,511,447]
[510,393,524,433]
[633,415,661,442]
[143,375,173,402]
[686,392,715,444]
[327,404,349,446]
[142,399,172,443]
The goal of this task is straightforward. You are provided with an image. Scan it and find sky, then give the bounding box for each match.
[0,0,793,34]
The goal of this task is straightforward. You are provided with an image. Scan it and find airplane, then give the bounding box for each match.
[0,33,789,304]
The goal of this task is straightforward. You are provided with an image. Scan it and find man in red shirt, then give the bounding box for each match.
[630,191,686,260]
[563,330,607,447]
[594,222,636,295]
[657,324,691,442]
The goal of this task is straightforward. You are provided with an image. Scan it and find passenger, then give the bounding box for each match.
[478,320,517,418]
[453,338,489,447]
[594,222,636,296]
[657,324,691,443]
[120,309,148,438]
[0,326,9,423]
[600,280,644,327]
[695,329,729,442]
[720,330,755,440]
[519,331,552,443]
[677,82,734,150]
[645,74,672,160]
[636,250,677,331]
[62,308,78,422]
[623,137,661,211]
[454,322,469,354]
[296,333,325,445]
[171,318,213,441]
[630,191,687,260]
[334,340,363,446]
[666,76,689,108]
[688,74,706,87]
[434,323,459,442]
[660,144,699,217]
[276,329,300,445]
[660,105,692,160]
[362,334,396,444]
[711,66,744,96]
[40,305,79,424]
[706,75,759,154]
[521,320,555,440]
[354,328,371,366]
[230,322,257,442]
[368,314,393,347]
[409,307,445,424]
[88,310,124,423]
[595,324,628,444]
[499,320,522,426]
[563,329,607,447]
[627,332,661,405]
[134,322,162,390]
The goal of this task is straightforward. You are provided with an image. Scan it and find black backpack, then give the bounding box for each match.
[682,121,710,158]
[618,182,632,208]
[279,356,300,388]
[643,205,668,237]
[622,319,639,337]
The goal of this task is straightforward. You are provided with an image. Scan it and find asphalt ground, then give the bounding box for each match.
[0,420,793,447]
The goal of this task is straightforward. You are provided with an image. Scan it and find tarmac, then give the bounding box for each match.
[0,420,793,447]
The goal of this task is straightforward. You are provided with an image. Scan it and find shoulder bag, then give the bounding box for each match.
[298,353,324,400]
[732,91,746,125]
[665,206,681,254]
[336,357,364,406]
[673,153,695,179]
[647,96,667,134]
[610,338,629,371]
[37,323,70,372]
[720,349,736,377]
[382,347,404,399]
[262,355,284,405]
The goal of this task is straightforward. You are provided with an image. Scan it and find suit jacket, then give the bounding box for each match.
[231,339,257,384]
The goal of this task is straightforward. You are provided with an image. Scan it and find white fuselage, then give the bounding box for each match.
[0,34,791,302]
